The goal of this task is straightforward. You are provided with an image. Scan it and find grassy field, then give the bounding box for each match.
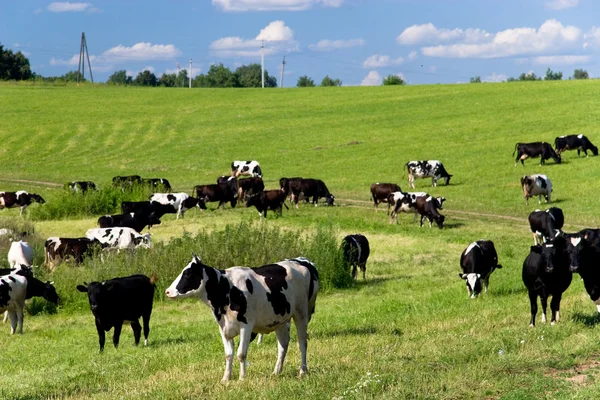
[2,81,600,399]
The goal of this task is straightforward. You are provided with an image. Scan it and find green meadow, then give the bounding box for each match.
[1,81,600,399]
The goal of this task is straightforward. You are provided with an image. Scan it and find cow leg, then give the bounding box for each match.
[142,310,151,346]
[360,262,366,280]
[273,323,291,375]
[257,333,263,344]
[237,326,253,380]
[483,276,490,293]
[540,296,548,324]
[528,289,538,327]
[374,199,378,212]
[429,217,433,228]
[131,320,142,345]
[550,294,562,325]
[419,215,425,227]
[578,149,581,157]
[112,321,123,348]
[532,233,539,246]
[8,310,17,335]
[408,175,414,189]
[220,331,234,382]
[352,264,358,280]
[293,314,309,376]
[96,319,106,351]
[432,177,436,187]
[538,195,542,205]
[3,310,7,323]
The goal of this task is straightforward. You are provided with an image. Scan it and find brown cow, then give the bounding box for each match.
[245,190,289,218]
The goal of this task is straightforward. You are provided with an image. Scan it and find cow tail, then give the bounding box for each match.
[150,275,158,285]
[283,202,289,210]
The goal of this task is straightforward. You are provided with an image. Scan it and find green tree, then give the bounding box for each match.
[573,69,589,80]
[320,75,342,87]
[470,76,482,83]
[0,43,32,80]
[158,73,176,87]
[383,74,406,85]
[234,63,277,88]
[62,71,84,82]
[107,70,131,85]
[192,73,208,88]
[297,75,315,87]
[177,69,189,87]
[544,68,562,81]
[518,72,540,81]
[133,70,157,86]
[205,64,238,87]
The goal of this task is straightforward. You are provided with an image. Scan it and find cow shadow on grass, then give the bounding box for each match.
[571,312,600,327]
[491,286,527,297]
[349,276,408,291]
[313,326,378,338]
[151,336,188,346]
[443,222,465,229]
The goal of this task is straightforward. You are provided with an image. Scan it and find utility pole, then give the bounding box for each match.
[280,56,286,88]
[261,40,265,89]
[176,62,180,87]
[189,57,192,88]
[77,32,93,84]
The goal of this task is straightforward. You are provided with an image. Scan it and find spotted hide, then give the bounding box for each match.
[231,161,262,178]
[566,229,600,320]
[554,134,598,157]
[341,234,370,280]
[149,192,206,219]
[166,255,319,382]
[0,191,45,215]
[85,227,152,250]
[0,273,27,334]
[521,174,552,205]
[405,160,452,189]
[459,240,502,298]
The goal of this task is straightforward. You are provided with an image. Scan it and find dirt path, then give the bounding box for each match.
[0,178,63,188]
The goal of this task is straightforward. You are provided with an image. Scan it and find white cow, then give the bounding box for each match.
[85,227,151,250]
[0,273,27,334]
[231,161,262,178]
[521,174,552,205]
[166,255,319,382]
[149,192,201,219]
[405,160,452,189]
[7,241,34,267]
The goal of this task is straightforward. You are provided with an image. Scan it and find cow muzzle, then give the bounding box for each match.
[569,265,580,273]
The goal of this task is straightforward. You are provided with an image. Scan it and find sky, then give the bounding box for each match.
[2,0,600,86]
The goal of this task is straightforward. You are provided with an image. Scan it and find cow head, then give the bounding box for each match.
[245,194,260,208]
[31,194,46,204]
[434,214,445,229]
[444,175,452,185]
[326,194,335,206]
[43,281,60,304]
[459,273,482,298]
[591,144,599,156]
[134,233,152,249]
[77,282,110,315]
[184,196,206,211]
[434,197,446,210]
[165,254,206,299]
[540,237,567,274]
[567,236,588,273]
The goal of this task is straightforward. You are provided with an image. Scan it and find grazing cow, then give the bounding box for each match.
[231,160,262,178]
[405,160,452,189]
[238,178,265,202]
[0,274,27,334]
[0,191,45,215]
[217,175,236,184]
[142,178,172,192]
[86,228,152,250]
[44,237,101,269]
[513,142,561,166]
[414,196,446,229]
[522,238,572,327]
[149,193,206,219]
[245,190,289,219]
[66,181,97,193]
[388,191,445,224]
[521,174,552,205]
[370,183,401,212]
[528,207,564,245]
[166,255,319,381]
[98,211,162,232]
[566,229,600,320]
[280,177,303,203]
[554,134,598,157]
[120,200,180,219]
[289,178,335,208]
[77,274,156,351]
[193,179,239,210]
[112,175,142,190]
[341,234,370,280]
[7,241,34,267]
[459,240,502,298]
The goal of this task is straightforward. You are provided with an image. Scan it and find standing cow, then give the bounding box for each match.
[245,190,289,219]
[86,228,152,250]
[7,241,34,267]
[528,207,564,245]
[513,142,561,166]
[405,160,452,189]
[554,134,598,157]
[231,161,262,178]
[566,229,600,320]
[370,183,401,213]
[66,181,97,193]
[341,234,370,280]
[521,174,552,205]
[0,191,45,215]
[149,193,205,219]
[459,240,502,298]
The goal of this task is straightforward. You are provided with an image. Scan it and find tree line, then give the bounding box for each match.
[470,68,589,83]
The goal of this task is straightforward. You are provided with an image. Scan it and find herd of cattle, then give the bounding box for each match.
[0,134,599,381]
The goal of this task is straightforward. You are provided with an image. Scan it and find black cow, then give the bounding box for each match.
[522,238,572,327]
[193,179,239,209]
[290,179,334,208]
[513,142,561,166]
[528,207,564,245]
[98,211,162,232]
[142,178,172,192]
[77,274,156,351]
[66,181,97,193]
[566,229,600,320]
[0,191,45,215]
[44,237,102,270]
[238,177,265,202]
[554,134,598,157]
[414,196,445,229]
[370,183,401,213]
[280,177,303,203]
[120,201,177,218]
[245,190,289,219]
[341,234,370,280]
[459,240,502,298]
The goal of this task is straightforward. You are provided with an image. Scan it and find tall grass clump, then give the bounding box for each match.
[303,224,352,291]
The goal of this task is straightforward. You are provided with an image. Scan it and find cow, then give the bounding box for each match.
[231,160,262,178]
[280,177,304,203]
[65,181,97,193]
[7,241,34,267]
[388,191,445,224]
[522,238,572,327]
[414,196,446,229]
[98,211,162,232]
[370,183,401,213]
[528,207,564,245]
[459,240,502,298]
[193,179,239,210]
[289,178,334,208]
[148,193,206,219]
[554,134,598,157]
[1,267,59,324]
[341,234,370,280]
[238,178,265,202]
[513,142,561,166]
[566,229,600,320]
[0,191,45,215]
[165,255,319,382]
[142,178,172,192]
[405,160,452,189]
[77,274,156,351]
[44,237,102,270]
[112,175,142,190]
[245,190,289,219]
[85,228,152,250]
[120,200,180,219]
[217,175,236,184]
[521,174,552,205]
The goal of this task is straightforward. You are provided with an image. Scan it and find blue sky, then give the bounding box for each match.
[2,0,600,85]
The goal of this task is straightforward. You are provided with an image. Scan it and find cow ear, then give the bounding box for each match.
[476,274,481,278]
[47,281,54,285]
[459,273,467,280]
[76,284,87,292]
[192,252,201,262]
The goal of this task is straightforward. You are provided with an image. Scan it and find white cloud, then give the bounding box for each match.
[211,20,298,57]
[408,50,418,61]
[397,23,490,45]
[212,0,342,12]
[531,55,591,65]
[362,54,404,68]
[545,0,578,10]
[141,66,155,73]
[360,71,382,86]
[483,72,507,82]
[47,2,99,12]
[584,26,600,48]
[308,39,365,51]
[421,19,582,58]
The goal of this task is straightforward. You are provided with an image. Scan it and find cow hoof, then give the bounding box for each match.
[529,324,535,328]
[221,378,231,384]
[551,321,556,326]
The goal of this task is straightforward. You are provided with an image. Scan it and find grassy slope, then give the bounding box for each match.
[2,82,600,399]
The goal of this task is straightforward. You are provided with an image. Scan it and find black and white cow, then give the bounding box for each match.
[86,228,152,250]
[77,274,156,351]
[0,191,45,215]
[231,161,263,178]
[521,174,552,205]
[245,190,289,219]
[149,193,206,219]
[405,160,452,189]
[194,179,239,210]
[554,134,598,157]
[165,255,319,381]
[370,183,401,213]
[566,229,600,320]
[522,238,572,327]
[289,178,335,208]
[44,237,102,270]
[388,191,445,224]
[528,207,564,245]
[98,210,162,232]
[459,240,502,298]
[341,234,370,280]
[66,181,97,193]
[7,241,33,267]
[513,142,561,166]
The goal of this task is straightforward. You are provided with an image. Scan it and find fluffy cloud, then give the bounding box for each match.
[362,54,404,68]
[397,23,490,45]
[47,2,99,12]
[308,39,365,51]
[408,50,418,61]
[421,19,581,58]
[584,27,600,48]
[360,71,382,86]
[545,0,578,10]
[211,20,298,57]
[531,55,590,65]
[483,73,507,82]
[212,0,342,11]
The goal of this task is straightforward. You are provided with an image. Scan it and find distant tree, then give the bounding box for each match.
[235,63,277,88]
[133,70,157,86]
[62,71,84,82]
[297,75,315,87]
[177,69,189,87]
[518,72,540,81]
[320,75,342,87]
[470,76,482,83]
[382,74,406,85]
[107,70,131,85]
[0,43,32,81]
[192,73,208,88]
[573,69,589,80]
[544,68,562,81]
[158,73,176,87]
[205,64,238,87]
[507,76,518,82]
